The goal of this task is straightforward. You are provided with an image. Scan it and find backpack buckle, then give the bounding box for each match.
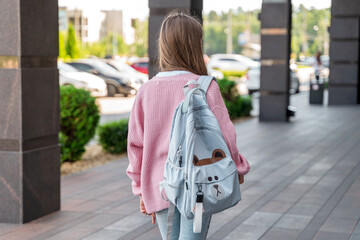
[196,192,204,203]
[196,184,203,203]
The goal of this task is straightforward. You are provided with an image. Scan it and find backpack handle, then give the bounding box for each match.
[197,76,216,93]
[183,79,200,95]
[181,87,207,113]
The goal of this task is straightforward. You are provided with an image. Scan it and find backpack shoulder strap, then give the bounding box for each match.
[197,75,216,93]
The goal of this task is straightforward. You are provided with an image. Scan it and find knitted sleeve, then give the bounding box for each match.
[206,80,250,175]
[126,93,144,195]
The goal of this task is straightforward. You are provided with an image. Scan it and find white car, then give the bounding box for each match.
[105,60,148,91]
[207,67,224,80]
[208,54,260,72]
[58,62,108,97]
[245,65,300,94]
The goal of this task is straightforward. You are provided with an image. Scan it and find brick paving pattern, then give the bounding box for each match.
[1,92,360,240]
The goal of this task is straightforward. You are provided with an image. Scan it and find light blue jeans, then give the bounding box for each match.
[156,206,212,240]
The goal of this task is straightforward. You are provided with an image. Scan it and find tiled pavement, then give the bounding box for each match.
[1,92,360,240]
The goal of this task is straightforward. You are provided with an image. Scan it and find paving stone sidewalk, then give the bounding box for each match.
[1,92,359,240]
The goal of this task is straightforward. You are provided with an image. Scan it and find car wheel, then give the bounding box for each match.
[107,84,117,97]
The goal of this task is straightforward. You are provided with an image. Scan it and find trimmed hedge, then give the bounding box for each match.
[98,119,129,154]
[218,78,252,119]
[60,85,100,162]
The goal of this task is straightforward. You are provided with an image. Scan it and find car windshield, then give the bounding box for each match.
[219,58,238,62]
[92,60,122,75]
[58,62,79,72]
[136,62,148,67]
[111,61,136,73]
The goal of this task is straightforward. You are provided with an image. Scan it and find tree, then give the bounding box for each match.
[131,18,148,57]
[116,35,128,55]
[65,23,80,59]
[58,31,67,59]
[79,33,128,58]
[291,5,330,58]
[203,9,260,56]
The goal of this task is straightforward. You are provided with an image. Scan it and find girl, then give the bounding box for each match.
[127,12,250,240]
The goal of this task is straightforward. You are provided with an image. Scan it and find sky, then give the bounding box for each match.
[59,0,331,43]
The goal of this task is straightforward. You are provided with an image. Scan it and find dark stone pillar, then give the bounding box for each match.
[259,0,292,121]
[329,0,360,104]
[148,0,203,78]
[0,0,60,223]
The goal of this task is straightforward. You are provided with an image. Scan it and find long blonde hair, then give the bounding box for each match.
[158,12,208,76]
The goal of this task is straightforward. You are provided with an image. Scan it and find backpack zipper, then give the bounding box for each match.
[171,105,210,165]
[177,145,182,167]
[195,126,226,142]
[173,133,185,164]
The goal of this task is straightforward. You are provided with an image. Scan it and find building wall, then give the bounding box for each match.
[100,10,123,40]
[58,8,88,44]
[329,0,360,104]
[67,9,88,43]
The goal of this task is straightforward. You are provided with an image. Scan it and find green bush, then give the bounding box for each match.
[217,78,238,102]
[59,85,100,162]
[218,78,252,119]
[98,119,129,154]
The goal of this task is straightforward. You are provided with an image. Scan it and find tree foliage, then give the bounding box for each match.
[65,23,80,58]
[204,8,260,56]
[58,31,67,59]
[81,33,128,58]
[130,18,148,57]
[203,6,330,58]
[292,5,330,58]
[78,18,148,58]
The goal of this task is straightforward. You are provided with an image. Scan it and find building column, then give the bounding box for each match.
[0,0,60,223]
[148,0,203,78]
[329,0,360,104]
[259,0,292,121]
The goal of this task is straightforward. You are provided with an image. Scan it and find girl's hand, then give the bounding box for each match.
[238,174,244,184]
[140,196,147,214]
[152,213,156,224]
[140,196,156,224]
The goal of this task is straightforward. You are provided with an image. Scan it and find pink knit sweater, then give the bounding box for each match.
[126,73,250,214]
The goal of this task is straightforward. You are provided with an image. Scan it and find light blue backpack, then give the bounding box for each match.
[160,76,241,234]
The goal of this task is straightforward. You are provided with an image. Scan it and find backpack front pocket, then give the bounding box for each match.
[191,127,241,216]
[192,159,241,215]
[164,160,185,206]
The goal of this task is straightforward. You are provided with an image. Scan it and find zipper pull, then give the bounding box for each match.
[177,146,182,167]
[179,155,182,167]
[196,191,204,203]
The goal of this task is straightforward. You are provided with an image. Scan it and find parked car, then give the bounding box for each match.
[130,59,148,75]
[105,60,148,89]
[58,62,107,97]
[208,54,260,73]
[207,67,224,80]
[245,65,300,94]
[68,59,137,97]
